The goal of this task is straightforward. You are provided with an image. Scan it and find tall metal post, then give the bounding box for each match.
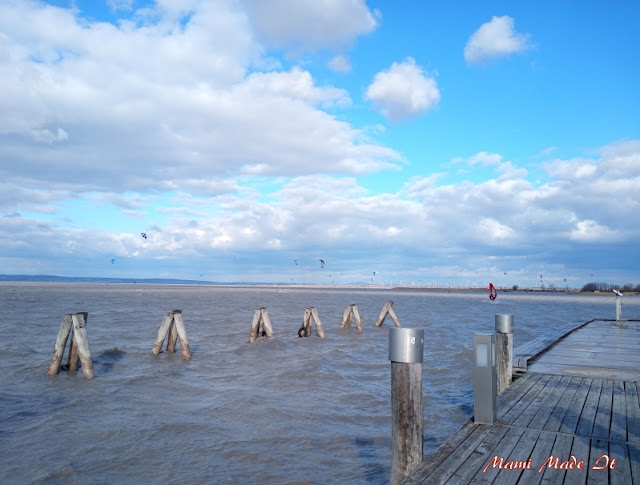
[473,333,497,425]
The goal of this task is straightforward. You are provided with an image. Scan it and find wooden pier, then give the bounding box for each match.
[403,318,640,484]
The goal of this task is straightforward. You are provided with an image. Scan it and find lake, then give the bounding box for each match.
[1,283,637,484]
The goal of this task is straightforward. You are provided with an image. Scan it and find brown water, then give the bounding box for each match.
[1,283,636,484]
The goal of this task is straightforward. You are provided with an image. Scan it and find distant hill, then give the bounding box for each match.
[0,274,218,285]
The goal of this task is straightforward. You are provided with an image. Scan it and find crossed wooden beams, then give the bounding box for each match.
[374,300,401,328]
[48,312,95,379]
[340,303,363,332]
[299,307,326,338]
[249,307,275,343]
[151,309,191,360]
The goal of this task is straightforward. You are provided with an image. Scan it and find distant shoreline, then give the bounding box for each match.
[1,275,635,295]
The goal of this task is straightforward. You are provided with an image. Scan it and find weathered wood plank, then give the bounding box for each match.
[464,428,525,484]
[629,443,640,484]
[466,427,528,484]
[563,434,589,485]
[420,426,506,485]
[528,375,572,430]
[511,375,562,428]
[559,378,592,435]
[575,379,603,437]
[543,376,581,433]
[609,441,632,485]
[501,374,553,425]
[626,381,640,444]
[401,421,480,485]
[539,433,573,485]
[609,380,626,443]
[586,438,609,485]
[445,425,510,484]
[497,373,540,420]
[592,379,613,439]
[494,429,555,485]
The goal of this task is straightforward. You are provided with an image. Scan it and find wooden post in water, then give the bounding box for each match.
[249,307,275,342]
[389,328,424,485]
[72,312,95,379]
[374,300,401,327]
[495,314,514,395]
[300,307,326,338]
[48,313,73,375]
[47,312,94,379]
[339,304,362,332]
[151,310,191,360]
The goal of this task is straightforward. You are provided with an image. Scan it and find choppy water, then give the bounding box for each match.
[1,283,638,484]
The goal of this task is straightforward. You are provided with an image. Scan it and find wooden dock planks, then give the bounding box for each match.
[402,319,640,484]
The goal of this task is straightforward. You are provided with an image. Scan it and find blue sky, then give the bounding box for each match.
[1,0,639,287]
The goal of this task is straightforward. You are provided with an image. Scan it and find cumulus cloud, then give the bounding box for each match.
[569,220,620,243]
[2,139,639,283]
[240,0,379,51]
[365,57,440,121]
[464,16,533,65]
[0,1,400,200]
[327,54,351,73]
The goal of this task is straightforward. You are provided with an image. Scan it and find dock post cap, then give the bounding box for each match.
[389,328,423,363]
[495,314,514,334]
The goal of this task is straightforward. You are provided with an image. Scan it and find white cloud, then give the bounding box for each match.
[241,67,351,107]
[365,57,440,121]
[544,159,597,179]
[240,0,379,51]
[0,1,400,199]
[2,139,639,284]
[569,220,620,242]
[464,16,533,65]
[467,152,503,167]
[327,54,351,73]
[107,0,133,11]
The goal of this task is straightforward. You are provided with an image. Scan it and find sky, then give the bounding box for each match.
[1,0,639,287]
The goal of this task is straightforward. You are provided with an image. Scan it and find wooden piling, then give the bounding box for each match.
[68,313,89,374]
[151,310,190,360]
[389,327,424,485]
[374,300,401,327]
[72,312,95,379]
[249,307,274,342]
[67,325,80,372]
[495,314,514,395]
[391,362,423,485]
[166,319,178,352]
[172,310,191,360]
[48,313,73,375]
[301,307,326,338]
[339,304,362,333]
[48,312,94,379]
[152,311,174,355]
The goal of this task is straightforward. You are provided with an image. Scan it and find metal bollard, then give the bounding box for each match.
[389,328,424,485]
[615,294,622,321]
[473,333,497,425]
[495,314,514,395]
